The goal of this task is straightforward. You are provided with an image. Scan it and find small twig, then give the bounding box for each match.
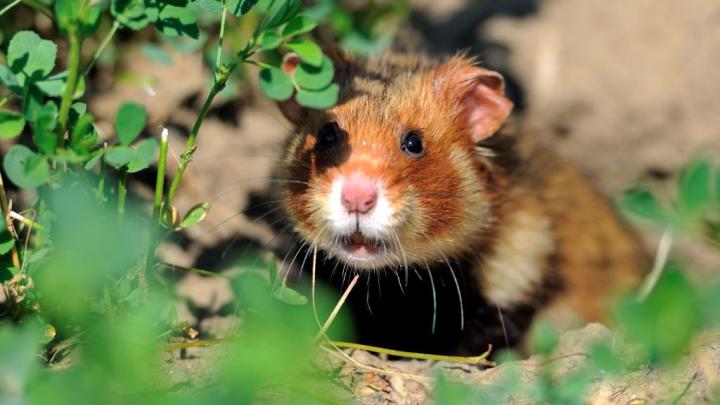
[164,338,226,351]
[9,211,46,232]
[0,172,20,268]
[637,227,673,301]
[314,274,359,341]
[319,345,430,382]
[327,341,495,366]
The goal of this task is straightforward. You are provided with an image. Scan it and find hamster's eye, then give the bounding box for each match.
[315,122,341,150]
[401,130,425,158]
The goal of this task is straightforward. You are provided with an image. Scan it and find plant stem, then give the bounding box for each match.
[214,4,228,72]
[84,21,119,76]
[0,0,21,17]
[117,169,127,216]
[57,27,82,150]
[164,4,235,206]
[0,172,20,268]
[164,69,232,206]
[142,129,169,295]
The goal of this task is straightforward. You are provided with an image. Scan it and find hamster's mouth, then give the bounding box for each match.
[338,232,388,260]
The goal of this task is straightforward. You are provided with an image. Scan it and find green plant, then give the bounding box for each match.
[0,0,357,402]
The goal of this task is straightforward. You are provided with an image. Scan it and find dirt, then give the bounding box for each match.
[70,0,720,403]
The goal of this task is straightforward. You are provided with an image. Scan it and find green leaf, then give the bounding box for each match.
[259,30,283,50]
[3,145,50,189]
[126,138,158,173]
[115,102,147,145]
[296,83,339,109]
[281,15,317,38]
[35,71,87,98]
[258,0,301,29]
[258,67,294,101]
[529,319,558,355]
[0,111,25,139]
[616,267,701,363]
[179,202,210,228]
[194,0,222,13]
[112,0,158,30]
[286,39,323,66]
[7,31,58,86]
[272,285,308,305]
[155,3,199,39]
[620,188,667,223]
[678,159,713,217]
[54,0,82,32]
[0,65,23,96]
[104,145,135,168]
[227,0,259,16]
[70,113,98,155]
[84,151,104,170]
[294,55,334,90]
[32,102,58,154]
[78,3,104,36]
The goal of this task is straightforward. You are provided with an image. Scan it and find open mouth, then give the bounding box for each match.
[339,232,387,259]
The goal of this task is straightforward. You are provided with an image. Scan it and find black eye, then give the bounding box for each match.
[315,122,341,150]
[401,130,425,157]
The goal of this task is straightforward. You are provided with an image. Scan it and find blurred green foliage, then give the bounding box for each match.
[0,0,408,402]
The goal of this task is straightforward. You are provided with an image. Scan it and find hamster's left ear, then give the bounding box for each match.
[435,58,514,143]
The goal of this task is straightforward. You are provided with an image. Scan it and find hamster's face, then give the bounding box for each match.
[282,56,513,270]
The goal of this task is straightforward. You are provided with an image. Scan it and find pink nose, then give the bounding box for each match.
[341,174,378,214]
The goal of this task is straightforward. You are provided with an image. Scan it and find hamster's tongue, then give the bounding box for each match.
[342,232,381,258]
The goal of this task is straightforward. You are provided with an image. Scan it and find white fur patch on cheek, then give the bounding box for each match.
[481,211,555,308]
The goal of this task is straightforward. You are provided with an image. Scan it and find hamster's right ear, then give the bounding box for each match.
[435,57,514,143]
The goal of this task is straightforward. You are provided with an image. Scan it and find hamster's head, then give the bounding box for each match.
[280,54,513,270]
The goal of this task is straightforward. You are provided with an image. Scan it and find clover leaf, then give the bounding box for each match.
[115,102,147,145]
[7,31,57,87]
[3,145,51,189]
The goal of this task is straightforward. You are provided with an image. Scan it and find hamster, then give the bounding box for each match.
[275,52,645,354]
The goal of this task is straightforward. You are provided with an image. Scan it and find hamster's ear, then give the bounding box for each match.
[435,58,513,143]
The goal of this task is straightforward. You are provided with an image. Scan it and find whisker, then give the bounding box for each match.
[496,303,510,349]
[449,267,465,331]
[424,263,437,335]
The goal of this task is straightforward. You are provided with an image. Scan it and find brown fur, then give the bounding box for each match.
[280,52,645,347]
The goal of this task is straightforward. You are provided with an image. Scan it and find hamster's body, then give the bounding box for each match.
[277,52,644,353]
